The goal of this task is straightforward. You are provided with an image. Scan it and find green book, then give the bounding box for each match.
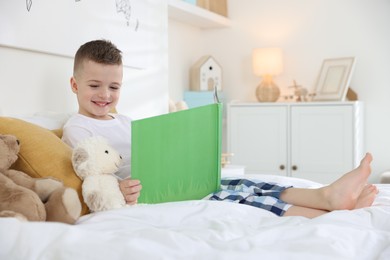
[131,103,222,204]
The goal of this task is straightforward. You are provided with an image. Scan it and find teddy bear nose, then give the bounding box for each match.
[16,139,20,145]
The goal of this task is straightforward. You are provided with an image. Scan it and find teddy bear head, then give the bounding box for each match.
[72,136,123,180]
[0,134,20,171]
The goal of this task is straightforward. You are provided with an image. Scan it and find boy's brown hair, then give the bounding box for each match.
[73,39,122,77]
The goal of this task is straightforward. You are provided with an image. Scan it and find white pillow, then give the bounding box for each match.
[10,111,74,130]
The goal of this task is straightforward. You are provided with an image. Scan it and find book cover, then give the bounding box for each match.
[131,103,222,204]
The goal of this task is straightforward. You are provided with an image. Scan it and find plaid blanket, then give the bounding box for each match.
[206,178,293,216]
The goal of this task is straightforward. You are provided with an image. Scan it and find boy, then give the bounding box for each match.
[63,39,377,217]
[62,39,141,205]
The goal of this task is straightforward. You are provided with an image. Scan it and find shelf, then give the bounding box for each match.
[168,0,231,29]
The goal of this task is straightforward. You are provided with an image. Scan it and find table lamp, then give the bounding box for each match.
[252,48,283,102]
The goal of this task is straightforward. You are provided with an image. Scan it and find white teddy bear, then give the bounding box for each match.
[72,136,126,212]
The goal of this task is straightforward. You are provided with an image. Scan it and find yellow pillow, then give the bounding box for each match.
[0,117,88,216]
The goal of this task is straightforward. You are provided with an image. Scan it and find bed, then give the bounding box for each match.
[0,174,390,259]
[1,115,390,260]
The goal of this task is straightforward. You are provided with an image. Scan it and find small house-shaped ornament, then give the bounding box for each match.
[190,56,222,91]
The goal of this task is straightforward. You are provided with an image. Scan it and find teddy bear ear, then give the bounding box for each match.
[72,147,89,176]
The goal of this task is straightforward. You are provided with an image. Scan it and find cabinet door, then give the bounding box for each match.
[291,105,354,183]
[228,105,288,176]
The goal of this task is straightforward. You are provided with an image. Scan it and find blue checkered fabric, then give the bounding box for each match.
[207,178,293,216]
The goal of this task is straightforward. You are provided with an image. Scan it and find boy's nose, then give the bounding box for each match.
[98,88,110,98]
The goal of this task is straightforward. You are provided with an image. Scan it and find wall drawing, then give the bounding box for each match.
[1,0,158,68]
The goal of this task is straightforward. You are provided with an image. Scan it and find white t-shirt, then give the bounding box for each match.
[62,113,132,180]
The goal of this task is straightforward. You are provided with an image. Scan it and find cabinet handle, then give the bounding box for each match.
[292,165,298,171]
[279,165,285,170]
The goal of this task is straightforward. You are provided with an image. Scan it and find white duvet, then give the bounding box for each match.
[1,175,390,260]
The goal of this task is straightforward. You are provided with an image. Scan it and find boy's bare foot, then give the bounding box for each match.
[355,184,378,209]
[324,153,373,210]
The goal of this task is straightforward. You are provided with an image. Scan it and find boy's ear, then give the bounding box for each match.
[70,77,78,93]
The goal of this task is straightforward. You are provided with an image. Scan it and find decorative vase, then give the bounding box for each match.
[256,75,280,102]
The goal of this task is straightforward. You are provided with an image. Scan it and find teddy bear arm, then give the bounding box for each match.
[3,169,36,190]
[84,189,124,212]
[84,191,108,212]
[0,174,46,221]
[4,169,64,202]
[83,176,126,212]
[86,190,126,212]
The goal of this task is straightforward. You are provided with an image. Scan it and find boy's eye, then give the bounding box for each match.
[89,85,99,88]
[110,86,120,90]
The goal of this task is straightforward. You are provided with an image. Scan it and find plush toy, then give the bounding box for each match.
[169,99,188,113]
[72,136,126,212]
[0,134,82,224]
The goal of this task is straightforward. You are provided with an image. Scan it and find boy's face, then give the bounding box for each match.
[71,60,123,120]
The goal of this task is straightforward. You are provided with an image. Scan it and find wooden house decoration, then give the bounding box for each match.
[190,55,222,91]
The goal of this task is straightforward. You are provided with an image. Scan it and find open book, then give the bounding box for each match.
[131,104,222,204]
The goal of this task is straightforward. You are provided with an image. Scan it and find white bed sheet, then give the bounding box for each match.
[1,175,390,260]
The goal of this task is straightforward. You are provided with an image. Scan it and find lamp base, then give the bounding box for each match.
[256,80,280,102]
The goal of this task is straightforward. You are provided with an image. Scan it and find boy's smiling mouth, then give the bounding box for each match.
[93,101,111,107]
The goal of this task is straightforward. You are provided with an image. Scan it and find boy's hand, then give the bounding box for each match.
[119,179,142,205]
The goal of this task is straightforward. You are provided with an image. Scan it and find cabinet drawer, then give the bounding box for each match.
[291,105,354,183]
[228,105,288,176]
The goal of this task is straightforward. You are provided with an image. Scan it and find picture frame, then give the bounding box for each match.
[313,57,356,101]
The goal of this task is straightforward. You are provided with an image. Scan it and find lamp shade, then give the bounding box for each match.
[252,48,283,76]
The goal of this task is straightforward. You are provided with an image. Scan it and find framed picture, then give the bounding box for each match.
[313,57,356,101]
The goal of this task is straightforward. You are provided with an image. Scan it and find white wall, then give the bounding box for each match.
[168,19,204,102]
[1,1,389,182]
[0,2,168,120]
[168,0,390,182]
